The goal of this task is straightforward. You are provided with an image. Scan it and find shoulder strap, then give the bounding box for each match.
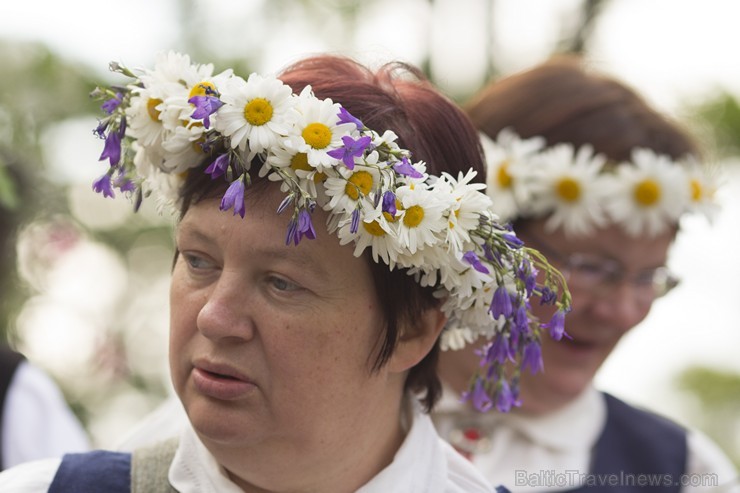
[0,346,25,470]
[131,437,179,493]
[49,450,131,493]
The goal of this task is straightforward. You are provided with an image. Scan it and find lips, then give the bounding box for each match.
[191,359,256,401]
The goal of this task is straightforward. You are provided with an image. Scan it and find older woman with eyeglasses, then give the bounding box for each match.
[434,56,739,492]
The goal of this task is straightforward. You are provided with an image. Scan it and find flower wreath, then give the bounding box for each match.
[91,52,572,413]
[481,128,720,237]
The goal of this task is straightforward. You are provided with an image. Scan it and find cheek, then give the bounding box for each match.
[265,309,382,389]
[168,274,204,369]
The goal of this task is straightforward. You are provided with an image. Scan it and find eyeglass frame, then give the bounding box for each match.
[522,232,680,301]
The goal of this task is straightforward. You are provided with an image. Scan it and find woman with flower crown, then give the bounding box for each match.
[0,52,570,493]
[434,56,739,492]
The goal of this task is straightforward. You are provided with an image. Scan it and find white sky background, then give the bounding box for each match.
[1,0,740,434]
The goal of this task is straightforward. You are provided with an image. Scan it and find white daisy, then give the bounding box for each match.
[125,82,179,148]
[604,148,689,237]
[285,86,356,170]
[439,326,477,351]
[337,203,402,267]
[532,143,610,236]
[265,141,326,198]
[323,165,380,215]
[684,159,721,221]
[481,128,545,222]
[394,183,451,256]
[159,123,208,174]
[436,170,491,252]
[214,73,295,153]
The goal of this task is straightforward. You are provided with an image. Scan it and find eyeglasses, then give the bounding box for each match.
[524,234,680,301]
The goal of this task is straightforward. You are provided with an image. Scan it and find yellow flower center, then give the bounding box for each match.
[690,179,703,201]
[403,205,425,228]
[634,179,661,206]
[191,138,206,154]
[290,153,311,172]
[188,81,216,100]
[555,177,581,202]
[363,220,387,237]
[244,98,273,126]
[302,122,332,149]
[147,98,163,122]
[345,171,373,201]
[497,160,513,188]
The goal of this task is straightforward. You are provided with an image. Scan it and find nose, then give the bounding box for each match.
[196,272,257,343]
[589,281,652,334]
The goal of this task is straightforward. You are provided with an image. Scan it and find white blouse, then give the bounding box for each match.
[2,361,90,468]
[433,385,739,493]
[0,403,494,492]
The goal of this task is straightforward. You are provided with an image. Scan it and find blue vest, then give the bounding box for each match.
[0,347,25,471]
[566,392,687,492]
[49,450,131,493]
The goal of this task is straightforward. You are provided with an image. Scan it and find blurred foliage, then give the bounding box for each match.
[676,366,740,466]
[0,40,99,343]
[691,92,740,160]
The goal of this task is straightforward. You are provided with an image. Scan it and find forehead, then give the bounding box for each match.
[522,220,675,268]
[177,185,362,282]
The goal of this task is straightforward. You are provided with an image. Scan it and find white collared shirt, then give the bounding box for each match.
[433,385,739,493]
[0,401,494,492]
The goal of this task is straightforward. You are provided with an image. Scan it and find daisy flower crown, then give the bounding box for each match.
[482,128,720,237]
[91,52,572,413]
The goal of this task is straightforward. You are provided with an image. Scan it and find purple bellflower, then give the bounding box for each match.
[350,208,361,234]
[521,340,544,374]
[101,92,123,114]
[336,107,364,130]
[99,130,122,166]
[220,178,246,218]
[467,379,493,413]
[393,157,423,179]
[382,190,397,216]
[296,209,316,243]
[489,286,513,319]
[463,251,490,275]
[486,333,513,365]
[189,95,224,129]
[326,135,371,169]
[92,173,115,198]
[205,153,230,180]
[285,209,317,245]
[495,379,517,413]
[113,173,136,193]
[541,308,568,341]
[502,233,524,249]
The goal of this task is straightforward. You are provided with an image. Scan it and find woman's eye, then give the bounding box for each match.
[182,253,214,271]
[269,276,301,292]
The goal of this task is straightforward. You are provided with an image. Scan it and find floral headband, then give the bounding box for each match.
[91,51,572,413]
[481,128,720,237]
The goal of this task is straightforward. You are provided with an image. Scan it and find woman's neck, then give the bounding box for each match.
[211,390,407,492]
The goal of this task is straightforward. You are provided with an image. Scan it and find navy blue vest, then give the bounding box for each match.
[566,392,687,492]
[49,450,131,493]
[0,347,25,471]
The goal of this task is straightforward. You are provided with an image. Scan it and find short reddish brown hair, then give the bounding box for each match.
[179,55,486,412]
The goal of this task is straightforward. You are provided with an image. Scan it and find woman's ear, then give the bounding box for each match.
[386,306,447,374]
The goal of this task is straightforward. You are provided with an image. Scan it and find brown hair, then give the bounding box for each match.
[179,54,485,411]
[466,55,699,162]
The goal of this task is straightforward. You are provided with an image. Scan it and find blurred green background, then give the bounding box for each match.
[0,0,738,465]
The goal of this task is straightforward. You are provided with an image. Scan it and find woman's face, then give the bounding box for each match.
[169,184,409,485]
[516,220,675,411]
